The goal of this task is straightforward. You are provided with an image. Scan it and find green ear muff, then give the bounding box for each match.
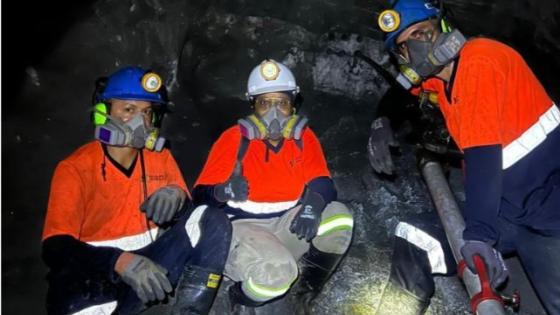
[93,103,108,126]
[440,18,451,33]
[93,101,160,126]
[151,109,161,126]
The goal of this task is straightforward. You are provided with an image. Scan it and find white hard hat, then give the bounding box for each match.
[246,59,300,100]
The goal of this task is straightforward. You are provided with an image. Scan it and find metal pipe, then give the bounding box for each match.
[419,157,506,315]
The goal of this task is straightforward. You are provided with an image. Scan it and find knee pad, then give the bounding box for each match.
[241,256,298,302]
[241,273,297,302]
[313,201,354,254]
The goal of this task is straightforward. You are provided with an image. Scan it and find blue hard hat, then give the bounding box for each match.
[100,66,165,104]
[383,0,440,50]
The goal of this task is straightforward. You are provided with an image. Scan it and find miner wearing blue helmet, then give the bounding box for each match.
[368,0,560,314]
[41,66,232,314]
[381,0,442,51]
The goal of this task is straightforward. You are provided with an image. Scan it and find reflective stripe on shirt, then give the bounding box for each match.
[503,104,560,169]
[227,199,299,214]
[71,301,117,315]
[86,228,158,251]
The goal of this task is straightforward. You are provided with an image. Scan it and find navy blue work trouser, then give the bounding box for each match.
[47,206,231,315]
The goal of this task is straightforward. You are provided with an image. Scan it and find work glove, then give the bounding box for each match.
[115,252,173,304]
[140,185,185,225]
[214,163,249,202]
[290,189,326,242]
[367,116,399,175]
[460,240,509,289]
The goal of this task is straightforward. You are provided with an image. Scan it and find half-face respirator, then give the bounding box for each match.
[238,110,308,141]
[94,111,165,151]
[378,4,466,89]
[397,28,466,87]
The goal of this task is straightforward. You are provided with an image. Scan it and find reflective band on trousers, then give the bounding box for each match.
[394,222,447,274]
[185,205,207,247]
[227,199,299,214]
[317,213,354,236]
[72,301,117,315]
[245,277,291,299]
[87,228,158,251]
[503,104,560,169]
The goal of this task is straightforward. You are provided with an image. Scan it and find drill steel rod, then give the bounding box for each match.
[420,160,506,315]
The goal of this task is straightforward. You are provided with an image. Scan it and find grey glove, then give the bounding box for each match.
[460,240,509,288]
[141,186,185,225]
[117,253,173,304]
[289,190,326,242]
[214,163,249,202]
[367,116,399,175]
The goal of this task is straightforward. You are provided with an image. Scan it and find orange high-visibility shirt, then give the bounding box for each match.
[42,141,188,250]
[195,126,330,214]
[412,38,560,240]
[420,38,556,169]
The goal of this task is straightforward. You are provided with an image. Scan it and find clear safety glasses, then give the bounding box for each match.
[255,97,292,112]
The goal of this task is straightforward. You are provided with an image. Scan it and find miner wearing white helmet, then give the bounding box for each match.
[193,59,354,312]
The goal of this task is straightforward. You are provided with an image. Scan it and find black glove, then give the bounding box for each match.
[117,253,173,304]
[367,116,399,175]
[214,163,249,202]
[140,185,185,225]
[289,189,326,242]
[460,240,509,288]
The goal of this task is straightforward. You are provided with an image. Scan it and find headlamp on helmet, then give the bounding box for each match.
[378,10,400,32]
[379,0,440,51]
[260,61,281,81]
[241,60,307,141]
[377,0,465,88]
[141,72,162,92]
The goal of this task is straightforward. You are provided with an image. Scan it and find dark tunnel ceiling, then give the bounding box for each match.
[4,0,560,104]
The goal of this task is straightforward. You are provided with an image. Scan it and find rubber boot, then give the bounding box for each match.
[171,265,222,315]
[375,280,429,315]
[289,245,344,314]
[228,282,265,315]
